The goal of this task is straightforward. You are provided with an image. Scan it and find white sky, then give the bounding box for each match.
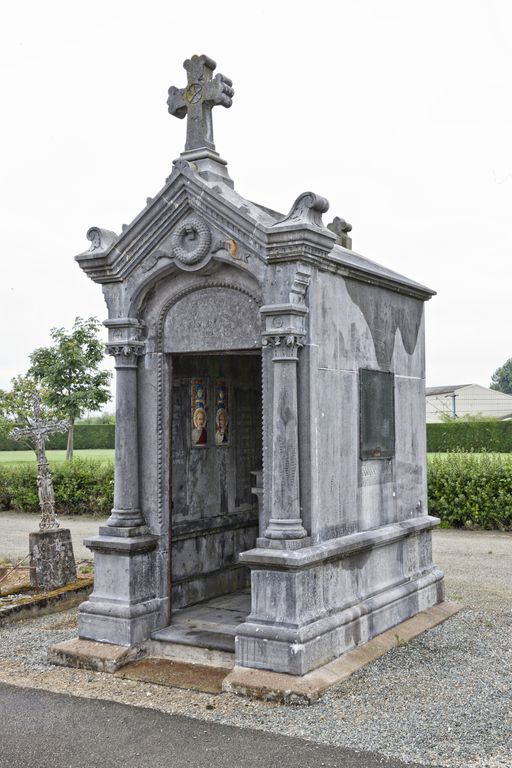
[1,0,511,395]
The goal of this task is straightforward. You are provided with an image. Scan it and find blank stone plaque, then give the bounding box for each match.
[359,369,395,460]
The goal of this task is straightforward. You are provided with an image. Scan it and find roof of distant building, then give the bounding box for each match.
[426,385,471,396]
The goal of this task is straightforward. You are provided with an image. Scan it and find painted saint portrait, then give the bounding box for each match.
[215,381,229,445]
[192,406,207,445]
[215,408,229,445]
[191,379,208,446]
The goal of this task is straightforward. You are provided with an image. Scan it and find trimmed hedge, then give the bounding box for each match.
[0,458,113,517]
[0,424,115,451]
[427,452,512,530]
[2,452,511,531]
[427,420,512,453]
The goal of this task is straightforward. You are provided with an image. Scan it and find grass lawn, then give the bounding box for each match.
[2,449,510,466]
[0,449,114,465]
[427,452,512,460]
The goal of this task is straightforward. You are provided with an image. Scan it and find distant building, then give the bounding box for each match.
[426,384,512,423]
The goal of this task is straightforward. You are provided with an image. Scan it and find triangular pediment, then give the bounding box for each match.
[75,164,277,284]
[76,159,434,300]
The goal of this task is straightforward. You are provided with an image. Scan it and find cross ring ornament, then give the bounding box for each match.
[185,82,203,104]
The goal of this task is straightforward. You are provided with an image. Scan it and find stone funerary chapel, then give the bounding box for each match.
[74,55,444,680]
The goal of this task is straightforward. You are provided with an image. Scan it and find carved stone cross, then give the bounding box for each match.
[167,54,234,153]
[11,394,69,530]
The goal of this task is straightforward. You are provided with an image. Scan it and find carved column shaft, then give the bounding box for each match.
[264,333,307,539]
[261,303,308,542]
[106,342,145,529]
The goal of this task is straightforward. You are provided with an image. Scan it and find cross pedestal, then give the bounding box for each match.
[29,529,77,591]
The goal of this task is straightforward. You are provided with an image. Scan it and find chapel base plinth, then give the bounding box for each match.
[236,517,444,675]
[78,533,166,646]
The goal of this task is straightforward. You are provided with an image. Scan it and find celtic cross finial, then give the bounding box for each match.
[167,54,234,153]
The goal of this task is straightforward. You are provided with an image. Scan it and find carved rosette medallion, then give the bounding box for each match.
[171,215,212,270]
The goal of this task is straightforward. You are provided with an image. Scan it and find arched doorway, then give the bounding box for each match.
[153,280,263,652]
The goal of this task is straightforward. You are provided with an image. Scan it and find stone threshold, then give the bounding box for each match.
[48,601,460,703]
[0,577,93,626]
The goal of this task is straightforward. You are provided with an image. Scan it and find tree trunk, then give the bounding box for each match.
[66,419,74,461]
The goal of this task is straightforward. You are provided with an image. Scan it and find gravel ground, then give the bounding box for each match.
[0,529,510,768]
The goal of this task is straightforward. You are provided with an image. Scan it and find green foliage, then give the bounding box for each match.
[0,424,115,451]
[439,412,498,423]
[78,412,115,425]
[427,420,512,453]
[428,452,512,530]
[490,357,512,395]
[0,376,63,450]
[0,458,114,516]
[1,450,511,531]
[29,317,112,458]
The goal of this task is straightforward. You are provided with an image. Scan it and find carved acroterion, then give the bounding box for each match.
[276,192,330,229]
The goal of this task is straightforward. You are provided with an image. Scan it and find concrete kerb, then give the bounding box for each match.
[0,577,93,626]
[48,601,461,703]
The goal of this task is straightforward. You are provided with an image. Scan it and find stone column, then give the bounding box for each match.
[261,305,308,543]
[79,320,160,647]
[104,324,145,531]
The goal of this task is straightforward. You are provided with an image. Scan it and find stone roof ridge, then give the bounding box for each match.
[165,158,279,230]
[330,241,436,299]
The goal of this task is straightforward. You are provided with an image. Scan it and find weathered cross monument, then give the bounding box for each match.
[12,393,76,590]
[71,54,445,682]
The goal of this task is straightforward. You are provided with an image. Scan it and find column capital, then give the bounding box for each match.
[262,333,305,360]
[260,303,307,360]
[106,342,145,368]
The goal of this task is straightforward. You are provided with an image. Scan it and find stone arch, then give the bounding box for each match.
[150,274,262,531]
[157,279,262,354]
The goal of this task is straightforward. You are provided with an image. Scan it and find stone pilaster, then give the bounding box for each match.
[260,304,309,545]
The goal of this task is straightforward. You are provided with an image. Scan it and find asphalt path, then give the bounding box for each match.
[0,512,105,561]
[0,683,431,768]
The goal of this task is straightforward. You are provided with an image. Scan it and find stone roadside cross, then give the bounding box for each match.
[167,54,234,152]
[11,393,69,530]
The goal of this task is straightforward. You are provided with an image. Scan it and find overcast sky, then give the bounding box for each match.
[1,0,511,397]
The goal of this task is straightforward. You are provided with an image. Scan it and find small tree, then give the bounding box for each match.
[0,375,43,442]
[29,317,111,460]
[490,358,512,395]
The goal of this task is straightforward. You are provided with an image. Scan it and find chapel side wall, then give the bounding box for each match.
[307,268,427,543]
